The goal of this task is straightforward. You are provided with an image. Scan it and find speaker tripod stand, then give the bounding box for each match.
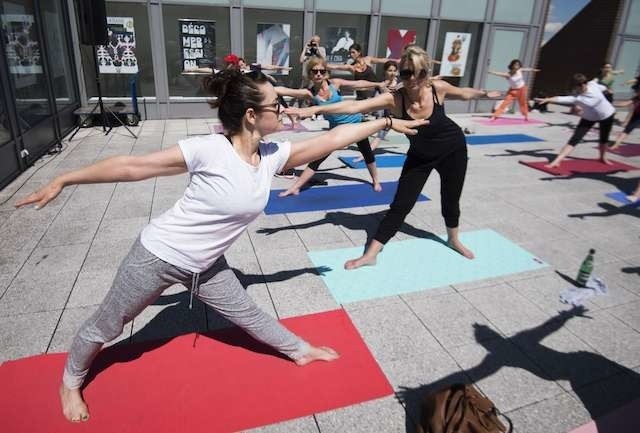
[68,47,138,141]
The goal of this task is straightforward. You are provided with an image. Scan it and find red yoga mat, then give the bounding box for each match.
[519,158,639,176]
[606,143,640,157]
[569,398,640,433]
[0,309,392,433]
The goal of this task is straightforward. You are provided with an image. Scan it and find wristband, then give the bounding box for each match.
[384,115,393,131]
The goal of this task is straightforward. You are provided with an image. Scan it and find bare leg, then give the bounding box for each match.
[344,239,384,270]
[599,142,612,164]
[295,346,340,365]
[366,162,382,192]
[546,144,574,168]
[60,385,89,422]
[610,132,627,150]
[279,166,317,197]
[446,226,475,259]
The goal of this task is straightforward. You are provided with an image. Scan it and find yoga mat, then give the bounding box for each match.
[605,191,640,207]
[0,309,392,433]
[308,229,548,304]
[607,143,640,157]
[475,117,546,126]
[519,159,639,176]
[265,181,429,214]
[339,155,406,169]
[569,398,640,433]
[465,134,544,145]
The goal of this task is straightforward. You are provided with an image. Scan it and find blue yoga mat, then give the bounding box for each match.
[466,134,544,145]
[308,229,548,304]
[339,155,406,169]
[606,191,640,207]
[265,181,429,214]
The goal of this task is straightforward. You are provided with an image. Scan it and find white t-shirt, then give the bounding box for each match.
[507,70,525,89]
[555,80,615,121]
[141,134,291,273]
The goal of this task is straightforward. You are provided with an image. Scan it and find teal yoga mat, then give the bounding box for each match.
[308,229,548,304]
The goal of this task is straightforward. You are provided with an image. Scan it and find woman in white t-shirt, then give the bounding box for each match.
[488,59,540,121]
[535,73,616,168]
[15,69,426,424]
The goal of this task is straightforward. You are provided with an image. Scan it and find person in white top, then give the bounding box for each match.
[15,68,426,424]
[488,59,540,121]
[535,73,616,168]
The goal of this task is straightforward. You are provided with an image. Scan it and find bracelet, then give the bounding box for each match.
[384,115,393,131]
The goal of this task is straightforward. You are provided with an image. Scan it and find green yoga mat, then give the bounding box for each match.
[308,229,547,304]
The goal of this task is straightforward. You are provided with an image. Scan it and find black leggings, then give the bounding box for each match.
[308,137,375,171]
[568,115,614,146]
[374,147,468,244]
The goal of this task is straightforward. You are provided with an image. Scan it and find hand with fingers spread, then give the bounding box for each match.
[15,180,64,210]
[389,117,429,135]
[485,90,502,98]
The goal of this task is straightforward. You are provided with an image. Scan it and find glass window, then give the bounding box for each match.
[0,84,11,145]
[485,29,526,90]
[243,9,303,88]
[163,4,230,97]
[493,0,534,24]
[613,39,640,94]
[377,16,429,77]
[625,0,640,35]
[41,0,77,110]
[1,0,52,129]
[439,0,487,21]
[433,20,483,88]
[316,12,370,64]
[316,0,371,13]
[81,2,155,97]
[381,0,431,17]
[243,0,303,7]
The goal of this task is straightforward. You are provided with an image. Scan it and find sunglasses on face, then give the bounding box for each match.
[399,68,428,80]
[310,68,327,76]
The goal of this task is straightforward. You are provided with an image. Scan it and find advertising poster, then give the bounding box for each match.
[439,32,471,77]
[179,19,215,72]
[1,14,42,74]
[326,27,356,64]
[97,17,138,74]
[256,23,290,74]
[386,28,416,59]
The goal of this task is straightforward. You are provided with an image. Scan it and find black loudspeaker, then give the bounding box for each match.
[76,0,108,45]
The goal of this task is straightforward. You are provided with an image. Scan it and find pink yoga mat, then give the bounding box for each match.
[475,117,546,126]
[519,158,639,176]
[569,398,640,433]
[605,143,640,157]
[0,309,392,433]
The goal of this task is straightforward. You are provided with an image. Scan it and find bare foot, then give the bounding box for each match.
[490,116,497,121]
[373,182,382,192]
[344,255,377,270]
[544,162,559,169]
[600,157,613,165]
[278,188,300,197]
[295,346,340,366]
[447,239,475,259]
[609,144,620,150]
[59,384,89,423]
[626,195,639,203]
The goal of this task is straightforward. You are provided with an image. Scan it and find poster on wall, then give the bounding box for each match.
[386,29,416,59]
[256,23,290,75]
[439,32,471,77]
[1,14,43,74]
[326,27,356,64]
[97,17,138,74]
[179,19,215,72]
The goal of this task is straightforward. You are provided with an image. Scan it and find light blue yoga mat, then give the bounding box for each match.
[606,191,640,207]
[339,155,406,169]
[308,229,548,304]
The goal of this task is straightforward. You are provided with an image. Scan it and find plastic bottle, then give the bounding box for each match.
[576,249,595,287]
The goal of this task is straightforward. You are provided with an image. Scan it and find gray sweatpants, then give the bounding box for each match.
[63,237,309,389]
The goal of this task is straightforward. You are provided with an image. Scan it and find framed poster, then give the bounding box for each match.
[386,28,416,59]
[256,23,290,74]
[439,32,471,77]
[179,19,215,72]
[326,27,356,64]
[97,17,138,74]
[1,14,42,74]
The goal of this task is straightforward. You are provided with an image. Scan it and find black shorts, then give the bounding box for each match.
[623,114,640,134]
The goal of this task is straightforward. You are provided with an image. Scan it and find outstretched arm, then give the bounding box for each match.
[15,146,187,209]
[332,78,383,91]
[366,55,399,65]
[488,70,509,78]
[436,79,501,100]
[284,117,426,170]
[520,67,541,72]
[327,63,354,72]
[285,92,395,119]
[275,86,312,100]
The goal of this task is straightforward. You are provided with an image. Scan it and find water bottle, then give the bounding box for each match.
[576,249,595,287]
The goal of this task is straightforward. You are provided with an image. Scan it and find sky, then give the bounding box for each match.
[542,0,591,45]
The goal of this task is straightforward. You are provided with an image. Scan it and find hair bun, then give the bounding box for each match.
[203,69,244,107]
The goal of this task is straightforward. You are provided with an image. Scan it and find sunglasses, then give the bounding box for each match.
[399,68,428,80]
[310,68,327,76]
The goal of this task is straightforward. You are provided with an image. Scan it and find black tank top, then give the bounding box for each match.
[400,83,466,160]
[354,64,376,100]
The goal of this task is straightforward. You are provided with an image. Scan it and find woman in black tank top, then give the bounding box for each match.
[286,45,501,270]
